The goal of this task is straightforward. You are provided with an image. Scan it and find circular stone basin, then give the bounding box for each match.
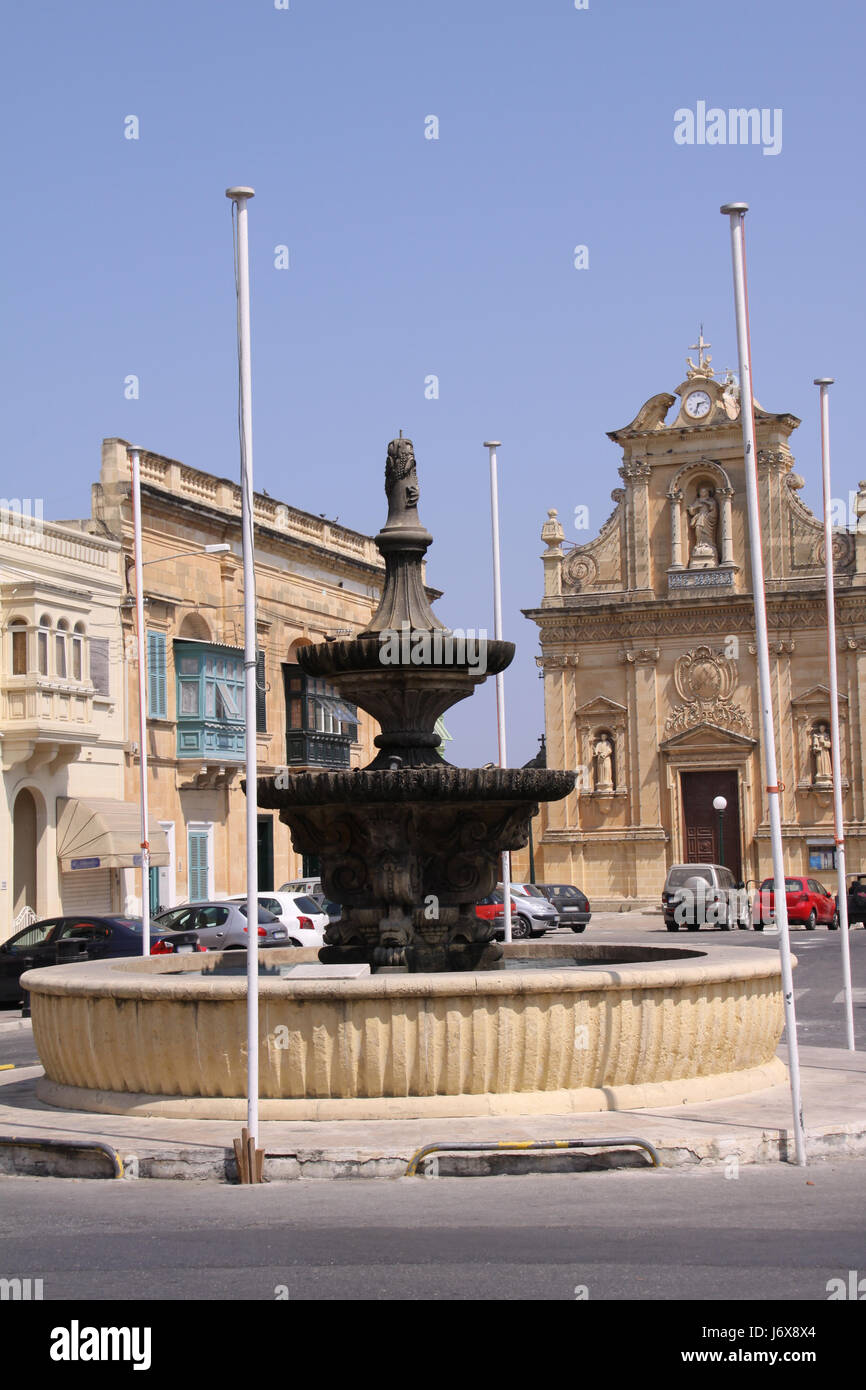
[23,940,790,1121]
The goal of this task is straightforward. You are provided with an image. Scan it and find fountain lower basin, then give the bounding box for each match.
[24,941,790,1120]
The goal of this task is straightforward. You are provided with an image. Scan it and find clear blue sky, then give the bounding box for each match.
[3,0,863,765]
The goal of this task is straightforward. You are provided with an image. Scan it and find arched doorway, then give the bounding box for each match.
[13,788,38,919]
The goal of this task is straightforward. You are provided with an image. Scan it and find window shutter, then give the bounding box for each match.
[90,638,110,695]
[256,649,267,732]
[188,831,209,901]
[147,631,167,718]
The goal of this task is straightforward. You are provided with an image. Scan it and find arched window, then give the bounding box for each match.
[9,618,28,675]
[72,621,86,681]
[56,619,69,679]
[37,615,51,676]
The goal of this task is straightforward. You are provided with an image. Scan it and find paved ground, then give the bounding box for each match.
[1,1160,864,1301]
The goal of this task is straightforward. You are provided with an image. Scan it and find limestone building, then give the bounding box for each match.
[0,507,128,940]
[525,342,866,908]
[86,439,385,914]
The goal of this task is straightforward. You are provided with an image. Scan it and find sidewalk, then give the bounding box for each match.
[1,1045,863,1180]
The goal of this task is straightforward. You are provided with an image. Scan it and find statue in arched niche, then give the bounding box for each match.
[687,485,719,568]
[593,732,614,792]
[810,723,832,788]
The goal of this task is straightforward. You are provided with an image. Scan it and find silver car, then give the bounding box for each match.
[153,901,290,950]
[496,883,559,939]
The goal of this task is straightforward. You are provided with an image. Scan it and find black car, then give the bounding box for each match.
[531,883,592,932]
[840,875,866,928]
[0,915,201,1004]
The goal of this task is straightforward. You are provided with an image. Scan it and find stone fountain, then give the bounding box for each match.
[257,435,575,972]
[23,437,791,1121]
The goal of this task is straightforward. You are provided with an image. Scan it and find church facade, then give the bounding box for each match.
[524,342,866,908]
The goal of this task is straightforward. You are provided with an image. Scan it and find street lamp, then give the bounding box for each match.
[713,795,727,867]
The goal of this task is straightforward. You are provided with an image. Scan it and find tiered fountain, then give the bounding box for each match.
[257,435,574,972]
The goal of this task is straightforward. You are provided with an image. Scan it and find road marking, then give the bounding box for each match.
[834,988,866,1005]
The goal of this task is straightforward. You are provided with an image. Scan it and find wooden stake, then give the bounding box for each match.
[233,1126,265,1183]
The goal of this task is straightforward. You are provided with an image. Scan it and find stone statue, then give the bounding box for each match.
[383,435,420,530]
[687,486,719,567]
[593,734,614,792]
[811,724,832,787]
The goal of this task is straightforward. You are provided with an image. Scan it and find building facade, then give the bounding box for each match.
[0,508,128,941]
[88,438,384,913]
[525,347,866,908]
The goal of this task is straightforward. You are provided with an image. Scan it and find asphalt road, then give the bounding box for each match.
[1,1162,864,1303]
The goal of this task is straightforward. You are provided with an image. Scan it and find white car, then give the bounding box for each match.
[226,892,328,947]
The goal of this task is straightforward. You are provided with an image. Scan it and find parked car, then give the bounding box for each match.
[225,892,328,947]
[153,901,289,950]
[476,892,519,938]
[752,876,838,931]
[841,874,866,927]
[532,883,591,932]
[0,914,202,1004]
[496,883,558,939]
[662,864,751,931]
[278,877,322,898]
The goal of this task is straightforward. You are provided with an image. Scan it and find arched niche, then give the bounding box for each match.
[667,460,735,570]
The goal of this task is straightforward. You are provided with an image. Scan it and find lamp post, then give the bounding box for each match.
[720,200,807,1165]
[226,184,261,1162]
[814,376,856,1051]
[484,440,511,942]
[713,795,727,868]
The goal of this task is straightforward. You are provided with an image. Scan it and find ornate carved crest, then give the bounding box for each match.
[664,645,752,738]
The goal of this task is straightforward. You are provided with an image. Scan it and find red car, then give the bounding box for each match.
[752,876,839,931]
[475,894,519,938]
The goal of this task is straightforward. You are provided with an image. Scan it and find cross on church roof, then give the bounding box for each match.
[687,325,714,378]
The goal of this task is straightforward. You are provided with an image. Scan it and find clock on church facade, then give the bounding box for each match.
[523,338,866,909]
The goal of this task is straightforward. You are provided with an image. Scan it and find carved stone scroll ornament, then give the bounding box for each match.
[562,549,598,593]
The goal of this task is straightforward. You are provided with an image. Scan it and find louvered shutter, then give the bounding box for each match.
[147,632,167,718]
[187,830,209,901]
[256,650,267,732]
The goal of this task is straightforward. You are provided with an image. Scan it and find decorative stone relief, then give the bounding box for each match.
[663,645,752,738]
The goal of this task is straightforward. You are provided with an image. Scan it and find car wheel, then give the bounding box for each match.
[570,925,586,934]
[753,922,764,932]
[686,923,701,932]
[666,922,680,932]
[511,916,532,940]
[806,910,817,931]
[829,912,839,930]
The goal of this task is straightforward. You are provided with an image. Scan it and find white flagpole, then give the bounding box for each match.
[720,202,807,1165]
[128,445,150,957]
[226,186,260,1149]
[815,377,856,1050]
[485,441,512,942]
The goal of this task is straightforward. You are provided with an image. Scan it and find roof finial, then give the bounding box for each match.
[686,325,714,378]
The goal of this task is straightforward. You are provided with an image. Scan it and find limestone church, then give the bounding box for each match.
[524,337,866,909]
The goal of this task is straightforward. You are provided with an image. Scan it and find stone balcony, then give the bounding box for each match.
[0,674,100,770]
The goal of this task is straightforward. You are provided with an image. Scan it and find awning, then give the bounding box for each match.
[56,798,170,871]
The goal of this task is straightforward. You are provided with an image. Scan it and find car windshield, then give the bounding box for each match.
[237,904,278,923]
[666,867,713,888]
[759,878,804,892]
[547,885,583,899]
